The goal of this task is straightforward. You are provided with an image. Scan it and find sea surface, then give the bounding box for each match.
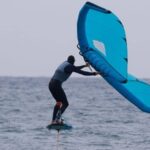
[0,77,150,150]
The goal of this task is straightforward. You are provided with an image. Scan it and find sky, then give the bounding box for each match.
[0,0,150,78]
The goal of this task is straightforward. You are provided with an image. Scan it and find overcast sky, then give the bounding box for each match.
[0,0,150,78]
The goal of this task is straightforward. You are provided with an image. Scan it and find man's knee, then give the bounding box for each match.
[64,102,69,108]
[56,101,62,108]
[56,101,69,108]
[61,101,69,108]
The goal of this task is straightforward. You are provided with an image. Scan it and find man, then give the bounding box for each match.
[49,55,98,125]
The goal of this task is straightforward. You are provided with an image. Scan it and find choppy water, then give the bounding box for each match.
[0,77,150,150]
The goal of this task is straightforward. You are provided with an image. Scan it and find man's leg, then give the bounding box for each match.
[49,80,63,123]
[59,88,69,115]
[52,101,62,122]
[49,80,68,124]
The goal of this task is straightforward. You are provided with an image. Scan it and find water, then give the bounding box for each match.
[0,77,150,150]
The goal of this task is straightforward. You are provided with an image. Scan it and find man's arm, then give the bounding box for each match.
[75,62,90,70]
[65,64,97,76]
[73,65,97,76]
[74,67,97,76]
[75,65,86,70]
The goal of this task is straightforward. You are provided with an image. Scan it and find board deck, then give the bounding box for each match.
[47,123,72,131]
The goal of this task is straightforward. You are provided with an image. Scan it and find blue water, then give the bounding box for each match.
[0,77,150,150]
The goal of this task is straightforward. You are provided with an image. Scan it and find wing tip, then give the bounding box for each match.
[86,2,111,14]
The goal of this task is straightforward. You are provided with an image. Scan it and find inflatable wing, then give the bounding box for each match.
[77,2,150,112]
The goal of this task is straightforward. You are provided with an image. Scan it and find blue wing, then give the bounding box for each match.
[77,2,127,82]
[77,2,150,112]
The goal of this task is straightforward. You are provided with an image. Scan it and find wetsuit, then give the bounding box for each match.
[49,61,96,121]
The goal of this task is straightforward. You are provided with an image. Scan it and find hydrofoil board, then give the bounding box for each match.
[47,123,72,131]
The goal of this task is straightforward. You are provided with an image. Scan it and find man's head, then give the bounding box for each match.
[67,55,75,64]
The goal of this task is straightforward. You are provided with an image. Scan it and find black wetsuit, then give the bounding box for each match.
[49,61,96,121]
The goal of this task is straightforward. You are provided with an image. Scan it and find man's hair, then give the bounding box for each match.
[67,55,75,64]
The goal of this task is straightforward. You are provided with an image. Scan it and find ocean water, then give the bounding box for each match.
[0,77,150,150]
